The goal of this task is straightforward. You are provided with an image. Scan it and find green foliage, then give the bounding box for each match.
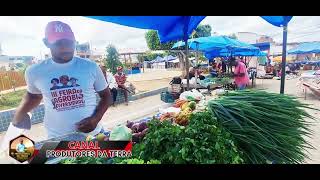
[145,30,177,50]
[133,114,243,164]
[115,158,161,164]
[134,120,184,164]
[59,157,105,164]
[139,52,165,61]
[207,90,316,164]
[104,44,123,74]
[193,24,212,38]
[182,112,243,164]
[0,89,26,111]
[227,33,238,39]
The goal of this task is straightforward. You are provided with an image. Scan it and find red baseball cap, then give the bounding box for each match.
[117,66,123,71]
[45,21,75,44]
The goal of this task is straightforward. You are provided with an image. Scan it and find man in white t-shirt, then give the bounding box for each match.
[12,21,112,138]
[100,65,118,106]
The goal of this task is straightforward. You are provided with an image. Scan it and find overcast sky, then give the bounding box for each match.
[0,16,319,58]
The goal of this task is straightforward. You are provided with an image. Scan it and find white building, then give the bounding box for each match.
[0,55,34,70]
[236,32,263,44]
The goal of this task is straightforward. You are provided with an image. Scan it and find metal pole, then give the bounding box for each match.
[185,38,190,90]
[280,24,288,94]
[195,43,199,65]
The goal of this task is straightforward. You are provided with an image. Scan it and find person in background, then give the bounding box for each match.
[285,65,291,74]
[195,65,205,80]
[232,60,250,90]
[114,66,129,105]
[210,62,218,77]
[16,139,26,153]
[185,67,196,80]
[221,58,227,73]
[100,65,118,107]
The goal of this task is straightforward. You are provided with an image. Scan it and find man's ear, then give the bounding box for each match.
[43,38,50,48]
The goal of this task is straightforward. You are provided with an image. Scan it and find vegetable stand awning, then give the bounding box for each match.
[84,16,293,92]
[162,55,177,62]
[288,42,320,54]
[252,42,270,51]
[172,35,259,52]
[85,16,205,90]
[151,56,164,63]
[172,35,260,59]
[260,16,293,27]
[86,16,205,43]
[205,50,267,59]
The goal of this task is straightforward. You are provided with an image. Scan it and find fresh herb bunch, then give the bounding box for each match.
[133,113,243,164]
[115,158,161,164]
[208,90,316,164]
[134,120,184,163]
[59,157,106,164]
[181,112,243,164]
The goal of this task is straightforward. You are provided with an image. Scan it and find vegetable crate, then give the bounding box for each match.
[161,91,175,103]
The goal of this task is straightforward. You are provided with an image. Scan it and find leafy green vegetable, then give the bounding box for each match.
[133,114,243,164]
[207,90,317,164]
[117,158,145,164]
[59,157,106,164]
[180,112,243,164]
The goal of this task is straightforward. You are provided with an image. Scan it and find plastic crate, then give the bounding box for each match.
[160,91,174,103]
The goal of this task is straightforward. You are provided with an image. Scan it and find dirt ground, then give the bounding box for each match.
[128,69,181,92]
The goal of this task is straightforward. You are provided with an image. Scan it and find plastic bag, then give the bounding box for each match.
[179,89,204,101]
[109,125,132,141]
[159,107,181,114]
[0,112,32,153]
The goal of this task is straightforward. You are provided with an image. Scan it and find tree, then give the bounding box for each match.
[104,45,122,74]
[193,24,212,38]
[145,30,176,50]
[227,33,238,39]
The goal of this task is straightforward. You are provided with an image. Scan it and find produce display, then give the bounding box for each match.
[113,158,161,164]
[132,112,243,164]
[207,77,232,85]
[59,157,106,164]
[57,89,317,164]
[126,121,148,143]
[207,90,316,164]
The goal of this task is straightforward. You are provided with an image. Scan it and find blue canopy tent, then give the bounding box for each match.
[205,49,267,59]
[288,42,320,54]
[151,56,164,63]
[86,16,205,89]
[84,16,292,91]
[252,42,271,51]
[162,55,177,62]
[172,35,259,53]
[172,35,260,63]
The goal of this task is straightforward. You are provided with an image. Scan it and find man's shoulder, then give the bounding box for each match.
[74,56,99,67]
[26,59,52,74]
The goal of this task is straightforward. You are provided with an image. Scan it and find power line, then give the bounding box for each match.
[268,24,320,38]
[289,32,320,41]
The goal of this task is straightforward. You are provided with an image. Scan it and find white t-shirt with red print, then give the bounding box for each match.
[25,57,108,139]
